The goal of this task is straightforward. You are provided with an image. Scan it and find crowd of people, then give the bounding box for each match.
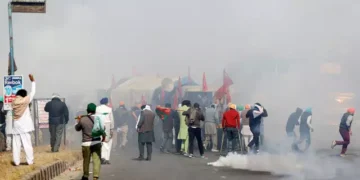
[0,76,356,180]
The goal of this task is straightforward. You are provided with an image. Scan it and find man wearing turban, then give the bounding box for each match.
[97,97,114,164]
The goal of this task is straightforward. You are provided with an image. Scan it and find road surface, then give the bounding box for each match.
[55,145,360,180]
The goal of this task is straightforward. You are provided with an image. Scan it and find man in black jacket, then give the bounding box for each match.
[45,94,69,152]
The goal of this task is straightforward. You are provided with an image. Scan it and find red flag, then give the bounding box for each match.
[223,69,233,87]
[172,90,178,109]
[215,69,233,100]
[177,76,182,98]
[202,72,208,92]
[141,94,147,105]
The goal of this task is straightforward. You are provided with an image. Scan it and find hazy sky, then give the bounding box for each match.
[0,0,359,98]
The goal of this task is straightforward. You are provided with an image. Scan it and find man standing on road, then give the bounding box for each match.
[114,101,130,150]
[11,74,36,166]
[203,104,219,152]
[241,104,252,153]
[222,104,240,154]
[75,103,104,180]
[45,93,69,152]
[331,108,355,157]
[156,103,178,153]
[135,105,155,161]
[183,103,206,158]
[97,98,115,165]
[177,100,190,156]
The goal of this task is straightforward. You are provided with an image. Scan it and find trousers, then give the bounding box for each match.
[248,126,260,151]
[49,124,65,152]
[13,132,34,166]
[335,128,350,154]
[161,131,173,151]
[188,128,204,155]
[226,127,239,153]
[117,125,128,147]
[82,143,101,178]
[139,142,152,158]
[101,139,113,160]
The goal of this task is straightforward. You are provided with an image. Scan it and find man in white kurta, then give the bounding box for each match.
[97,98,114,164]
[12,75,36,166]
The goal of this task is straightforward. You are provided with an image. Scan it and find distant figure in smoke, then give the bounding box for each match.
[241,104,252,153]
[331,108,355,157]
[97,98,115,165]
[286,108,303,151]
[222,104,240,154]
[204,104,219,152]
[295,107,313,152]
[246,103,268,154]
[114,101,130,149]
[156,103,178,153]
[177,100,191,156]
[183,103,206,158]
[45,93,69,152]
[135,105,155,161]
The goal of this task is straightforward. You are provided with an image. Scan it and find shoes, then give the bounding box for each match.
[211,149,219,152]
[183,153,189,157]
[81,176,89,180]
[200,155,208,159]
[331,141,336,149]
[145,157,151,161]
[188,154,193,158]
[133,157,144,161]
[340,154,346,157]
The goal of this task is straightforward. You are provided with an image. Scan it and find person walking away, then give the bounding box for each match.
[114,101,130,149]
[156,103,177,153]
[0,97,7,151]
[286,108,303,151]
[75,103,104,180]
[173,104,182,154]
[44,93,69,152]
[177,100,191,156]
[331,108,355,157]
[97,98,114,164]
[11,74,36,166]
[183,103,206,158]
[204,104,219,152]
[246,103,268,154]
[135,105,155,161]
[241,104,252,153]
[222,104,240,154]
[295,107,313,152]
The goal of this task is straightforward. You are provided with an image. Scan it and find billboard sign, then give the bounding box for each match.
[34,98,65,129]
[3,75,23,110]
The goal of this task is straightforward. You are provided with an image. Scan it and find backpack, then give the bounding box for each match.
[189,108,197,124]
[88,114,106,138]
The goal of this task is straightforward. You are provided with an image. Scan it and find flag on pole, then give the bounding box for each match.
[141,94,147,105]
[172,90,178,109]
[177,76,182,100]
[214,69,233,101]
[202,72,208,92]
[8,52,18,75]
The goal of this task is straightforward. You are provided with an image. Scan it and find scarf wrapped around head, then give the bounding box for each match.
[12,95,30,120]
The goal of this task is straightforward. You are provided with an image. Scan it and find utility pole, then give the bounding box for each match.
[7,0,46,147]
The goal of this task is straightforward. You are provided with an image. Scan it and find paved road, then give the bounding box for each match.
[55,145,360,180]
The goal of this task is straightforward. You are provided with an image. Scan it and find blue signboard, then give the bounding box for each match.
[3,75,23,110]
